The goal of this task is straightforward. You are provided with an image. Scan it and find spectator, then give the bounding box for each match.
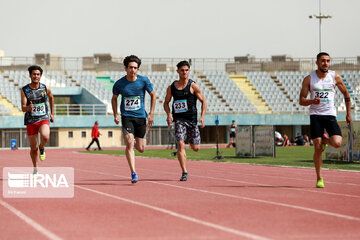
[227,120,237,148]
[295,133,305,146]
[275,131,283,146]
[304,134,310,146]
[283,134,291,146]
[86,121,102,151]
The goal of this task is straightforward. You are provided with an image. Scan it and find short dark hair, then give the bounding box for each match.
[316,52,330,60]
[28,65,43,75]
[176,60,190,69]
[123,55,141,68]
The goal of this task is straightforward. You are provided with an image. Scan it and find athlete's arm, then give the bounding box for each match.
[335,73,352,124]
[147,90,156,128]
[47,87,54,122]
[299,75,320,106]
[111,94,120,124]
[20,89,32,112]
[163,86,173,128]
[192,83,207,128]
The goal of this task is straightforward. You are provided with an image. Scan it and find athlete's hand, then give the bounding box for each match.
[147,113,154,128]
[114,114,119,125]
[312,98,321,104]
[166,114,173,128]
[50,114,54,123]
[28,101,33,112]
[346,114,352,124]
[199,117,205,128]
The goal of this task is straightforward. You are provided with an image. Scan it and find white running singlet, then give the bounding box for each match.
[309,70,337,116]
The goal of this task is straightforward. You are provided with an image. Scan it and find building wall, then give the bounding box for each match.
[58,127,122,148]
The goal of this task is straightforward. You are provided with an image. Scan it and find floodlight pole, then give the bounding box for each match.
[309,0,332,52]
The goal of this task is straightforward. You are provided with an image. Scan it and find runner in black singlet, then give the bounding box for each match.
[163,61,207,181]
[21,65,54,174]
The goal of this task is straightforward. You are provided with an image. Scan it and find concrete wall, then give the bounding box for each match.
[58,127,122,148]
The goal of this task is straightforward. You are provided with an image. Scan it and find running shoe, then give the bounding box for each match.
[131,172,138,184]
[321,143,328,152]
[316,178,325,188]
[180,172,188,181]
[39,147,46,161]
[33,168,38,175]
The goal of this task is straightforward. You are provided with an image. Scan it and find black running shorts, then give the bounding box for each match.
[310,115,342,139]
[121,116,147,138]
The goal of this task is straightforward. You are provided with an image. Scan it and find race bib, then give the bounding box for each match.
[173,99,188,113]
[31,103,46,116]
[313,89,331,103]
[124,96,141,111]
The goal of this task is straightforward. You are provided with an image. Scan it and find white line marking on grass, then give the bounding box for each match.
[74,185,271,240]
[76,168,360,222]
[0,199,63,240]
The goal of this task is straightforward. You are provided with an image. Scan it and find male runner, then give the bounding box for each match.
[163,60,207,181]
[299,52,351,188]
[112,55,156,183]
[21,65,54,174]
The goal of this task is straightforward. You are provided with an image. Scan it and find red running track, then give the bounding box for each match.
[1,148,360,240]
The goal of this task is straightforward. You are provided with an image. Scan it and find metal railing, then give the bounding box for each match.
[54,104,107,116]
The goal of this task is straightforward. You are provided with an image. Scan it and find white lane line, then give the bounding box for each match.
[147,180,360,222]
[188,174,360,199]
[205,168,360,187]
[0,199,63,240]
[76,168,360,222]
[96,164,360,199]
[75,151,360,185]
[75,185,270,240]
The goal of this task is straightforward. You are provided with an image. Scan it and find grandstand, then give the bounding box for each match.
[0,54,359,148]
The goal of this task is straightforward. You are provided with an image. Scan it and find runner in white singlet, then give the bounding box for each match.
[299,52,352,188]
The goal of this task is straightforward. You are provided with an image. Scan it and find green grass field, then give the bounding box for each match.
[81,146,360,171]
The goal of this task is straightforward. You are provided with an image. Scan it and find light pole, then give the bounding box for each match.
[309,0,332,52]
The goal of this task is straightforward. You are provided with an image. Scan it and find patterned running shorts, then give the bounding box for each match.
[174,120,201,145]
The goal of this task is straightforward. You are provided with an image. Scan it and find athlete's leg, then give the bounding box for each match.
[177,140,187,173]
[28,135,39,168]
[190,144,199,152]
[38,123,50,150]
[188,122,200,152]
[322,116,342,148]
[312,137,323,181]
[133,118,147,153]
[135,137,146,153]
[124,133,136,173]
[322,135,342,148]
